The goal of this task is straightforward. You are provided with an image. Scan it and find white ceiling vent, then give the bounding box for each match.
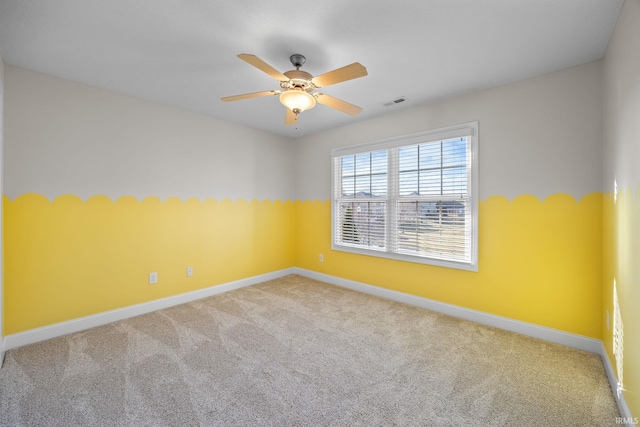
[382,96,407,107]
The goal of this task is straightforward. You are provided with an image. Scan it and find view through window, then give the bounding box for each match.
[332,123,478,271]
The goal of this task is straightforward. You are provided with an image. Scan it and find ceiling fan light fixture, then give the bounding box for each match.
[279,89,316,114]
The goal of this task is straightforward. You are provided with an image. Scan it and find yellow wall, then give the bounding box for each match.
[296,192,603,338]
[3,194,295,334]
[602,186,640,415]
[5,191,605,339]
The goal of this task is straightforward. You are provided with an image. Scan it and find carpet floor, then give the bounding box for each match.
[0,274,620,426]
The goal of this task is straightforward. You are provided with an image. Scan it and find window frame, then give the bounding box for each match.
[331,122,478,272]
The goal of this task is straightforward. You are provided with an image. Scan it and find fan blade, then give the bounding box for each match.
[312,62,367,88]
[315,93,363,116]
[285,108,298,125]
[221,90,280,102]
[238,54,289,81]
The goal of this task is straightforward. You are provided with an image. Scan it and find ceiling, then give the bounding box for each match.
[0,0,624,139]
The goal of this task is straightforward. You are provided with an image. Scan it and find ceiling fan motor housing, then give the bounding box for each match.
[281,69,315,92]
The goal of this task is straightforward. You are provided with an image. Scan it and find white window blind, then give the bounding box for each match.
[332,122,478,271]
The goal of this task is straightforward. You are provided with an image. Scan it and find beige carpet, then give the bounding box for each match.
[0,275,620,426]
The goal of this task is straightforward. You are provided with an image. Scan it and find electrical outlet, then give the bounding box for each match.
[149,272,158,285]
[187,267,193,277]
[319,254,324,262]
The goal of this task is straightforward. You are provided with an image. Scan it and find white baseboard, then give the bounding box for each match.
[3,268,295,351]
[599,342,635,425]
[293,267,634,421]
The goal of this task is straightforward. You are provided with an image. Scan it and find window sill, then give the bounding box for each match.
[331,243,478,272]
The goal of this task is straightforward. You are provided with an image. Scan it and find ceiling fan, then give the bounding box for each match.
[221,53,367,125]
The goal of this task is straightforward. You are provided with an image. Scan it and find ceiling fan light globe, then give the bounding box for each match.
[279,90,316,114]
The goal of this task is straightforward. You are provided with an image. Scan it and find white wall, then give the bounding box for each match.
[0,51,4,346]
[602,0,640,418]
[4,66,295,202]
[295,60,603,202]
[603,0,640,192]
[5,59,604,204]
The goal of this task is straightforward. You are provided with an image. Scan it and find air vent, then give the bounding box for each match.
[382,96,407,107]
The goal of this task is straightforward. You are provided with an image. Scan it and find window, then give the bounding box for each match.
[332,122,478,271]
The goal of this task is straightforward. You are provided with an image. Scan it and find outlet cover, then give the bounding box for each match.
[149,272,158,285]
[187,267,193,277]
